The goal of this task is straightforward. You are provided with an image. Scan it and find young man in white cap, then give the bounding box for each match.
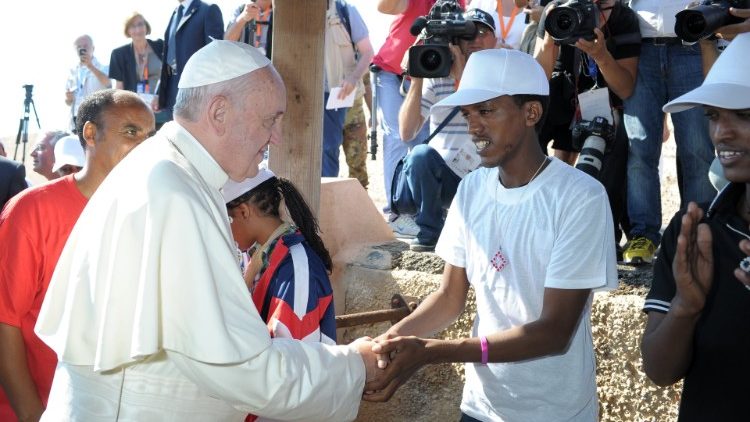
[364,49,617,421]
[51,135,86,177]
[641,33,750,421]
[0,89,154,421]
[35,40,379,421]
[394,8,495,251]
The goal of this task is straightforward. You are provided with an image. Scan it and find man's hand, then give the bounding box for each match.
[716,8,750,39]
[337,75,358,100]
[362,336,433,402]
[574,28,609,63]
[151,95,160,112]
[238,3,261,23]
[735,225,750,287]
[671,202,714,318]
[79,50,93,68]
[349,337,381,383]
[65,90,74,106]
[524,5,544,23]
[448,44,466,81]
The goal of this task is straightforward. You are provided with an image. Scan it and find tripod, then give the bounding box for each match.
[14,84,41,164]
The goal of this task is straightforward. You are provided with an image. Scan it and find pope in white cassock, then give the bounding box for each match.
[35,40,378,421]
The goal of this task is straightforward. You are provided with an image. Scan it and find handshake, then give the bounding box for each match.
[350,334,439,402]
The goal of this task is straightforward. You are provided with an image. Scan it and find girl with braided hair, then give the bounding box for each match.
[222,169,337,347]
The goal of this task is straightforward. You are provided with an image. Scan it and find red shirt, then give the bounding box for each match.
[0,175,87,418]
[372,0,466,75]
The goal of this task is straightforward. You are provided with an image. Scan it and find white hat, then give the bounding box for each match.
[222,168,276,203]
[664,33,750,113]
[52,135,85,172]
[178,40,271,89]
[431,49,548,111]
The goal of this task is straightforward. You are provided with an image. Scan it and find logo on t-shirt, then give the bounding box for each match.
[491,249,508,272]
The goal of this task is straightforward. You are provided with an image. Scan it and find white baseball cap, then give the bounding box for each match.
[431,49,548,112]
[222,168,276,204]
[52,135,85,173]
[179,39,271,89]
[664,33,750,113]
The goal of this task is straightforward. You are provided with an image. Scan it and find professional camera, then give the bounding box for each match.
[544,0,599,45]
[572,115,614,178]
[406,0,476,78]
[675,0,750,42]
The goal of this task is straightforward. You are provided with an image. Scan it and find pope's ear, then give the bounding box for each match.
[207,95,229,135]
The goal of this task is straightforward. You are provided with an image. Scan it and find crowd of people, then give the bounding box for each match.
[0,0,748,421]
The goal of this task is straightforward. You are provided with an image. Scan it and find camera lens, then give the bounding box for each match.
[420,49,443,72]
[557,14,574,31]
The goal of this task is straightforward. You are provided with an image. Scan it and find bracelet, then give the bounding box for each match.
[480,336,489,365]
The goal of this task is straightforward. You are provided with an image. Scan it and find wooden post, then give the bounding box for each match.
[268,0,326,215]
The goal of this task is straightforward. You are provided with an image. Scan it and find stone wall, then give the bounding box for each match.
[338,243,682,422]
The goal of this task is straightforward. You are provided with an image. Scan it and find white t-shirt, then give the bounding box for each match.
[420,77,480,178]
[469,0,527,49]
[629,0,693,37]
[435,158,617,421]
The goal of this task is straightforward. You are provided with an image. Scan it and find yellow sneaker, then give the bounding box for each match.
[623,237,656,264]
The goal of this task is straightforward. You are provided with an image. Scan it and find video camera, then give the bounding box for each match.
[572,115,614,178]
[675,0,749,42]
[406,0,476,78]
[544,0,599,45]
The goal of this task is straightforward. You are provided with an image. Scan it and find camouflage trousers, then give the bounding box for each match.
[342,95,368,189]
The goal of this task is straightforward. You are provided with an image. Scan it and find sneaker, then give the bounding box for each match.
[389,215,419,239]
[409,238,437,252]
[623,237,656,264]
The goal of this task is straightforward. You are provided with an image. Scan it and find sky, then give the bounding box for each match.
[0,1,393,155]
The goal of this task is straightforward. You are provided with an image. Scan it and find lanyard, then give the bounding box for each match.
[255,7,270,47]
[496,1,519,43]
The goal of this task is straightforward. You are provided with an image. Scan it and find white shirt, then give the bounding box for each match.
[629,0,693,37]
[435,159,617,421]
[469,0,527,49]
[36,122,365,421]
[65,57,109,117]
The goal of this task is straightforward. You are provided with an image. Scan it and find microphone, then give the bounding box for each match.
[410,16,428,36]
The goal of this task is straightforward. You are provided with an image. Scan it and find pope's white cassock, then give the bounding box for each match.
[34,121,365,421]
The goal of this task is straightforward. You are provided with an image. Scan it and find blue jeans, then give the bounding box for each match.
[623,42,716,245]
[321,92,349,177]
[393,145,460,243]
[375,71,428,213]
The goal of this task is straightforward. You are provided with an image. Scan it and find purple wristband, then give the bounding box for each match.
[480,336,489,365]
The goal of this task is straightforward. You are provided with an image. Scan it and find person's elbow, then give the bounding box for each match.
[378,0,408,15]
[640,339,683,387]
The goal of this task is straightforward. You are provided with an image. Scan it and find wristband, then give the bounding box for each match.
[480,336,489,365]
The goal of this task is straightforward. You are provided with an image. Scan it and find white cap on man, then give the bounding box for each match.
[52,135,85,173]
[178,40,272,88]
[663,33,750,113]
[431,49,548,111]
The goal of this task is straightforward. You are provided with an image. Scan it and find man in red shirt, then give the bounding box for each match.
[0,89,155,421]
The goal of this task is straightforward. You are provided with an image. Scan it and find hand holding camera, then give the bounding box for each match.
[78,48,92,67]
[574,27,609,62]
[675,0,750,42]
[239,3,261,23]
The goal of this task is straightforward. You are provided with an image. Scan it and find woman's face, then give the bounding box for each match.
[705,106,750,183]
[127,17,148,40]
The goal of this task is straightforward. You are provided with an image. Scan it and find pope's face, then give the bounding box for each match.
[226,69,286,179]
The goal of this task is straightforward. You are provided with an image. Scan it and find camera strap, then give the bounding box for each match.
[420,107,461,145]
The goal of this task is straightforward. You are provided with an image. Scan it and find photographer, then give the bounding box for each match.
[224,1,273,58]
[394,8,495,251]
[534,0,640,256]
[64,35,111,133]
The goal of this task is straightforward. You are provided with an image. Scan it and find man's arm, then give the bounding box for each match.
[366,286,592,401]
[641,203,713,386]
[575,28,638,99]
[386,263,471,338]
[0,323,44,422]
[378,0,409,15]
[224,4,256,42]
[81,54,112,88]
[168,338,378,421]
[398,77,426,142]
[338,37,376,99]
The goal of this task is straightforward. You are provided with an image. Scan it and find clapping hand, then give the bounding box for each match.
[671,202,714,318]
